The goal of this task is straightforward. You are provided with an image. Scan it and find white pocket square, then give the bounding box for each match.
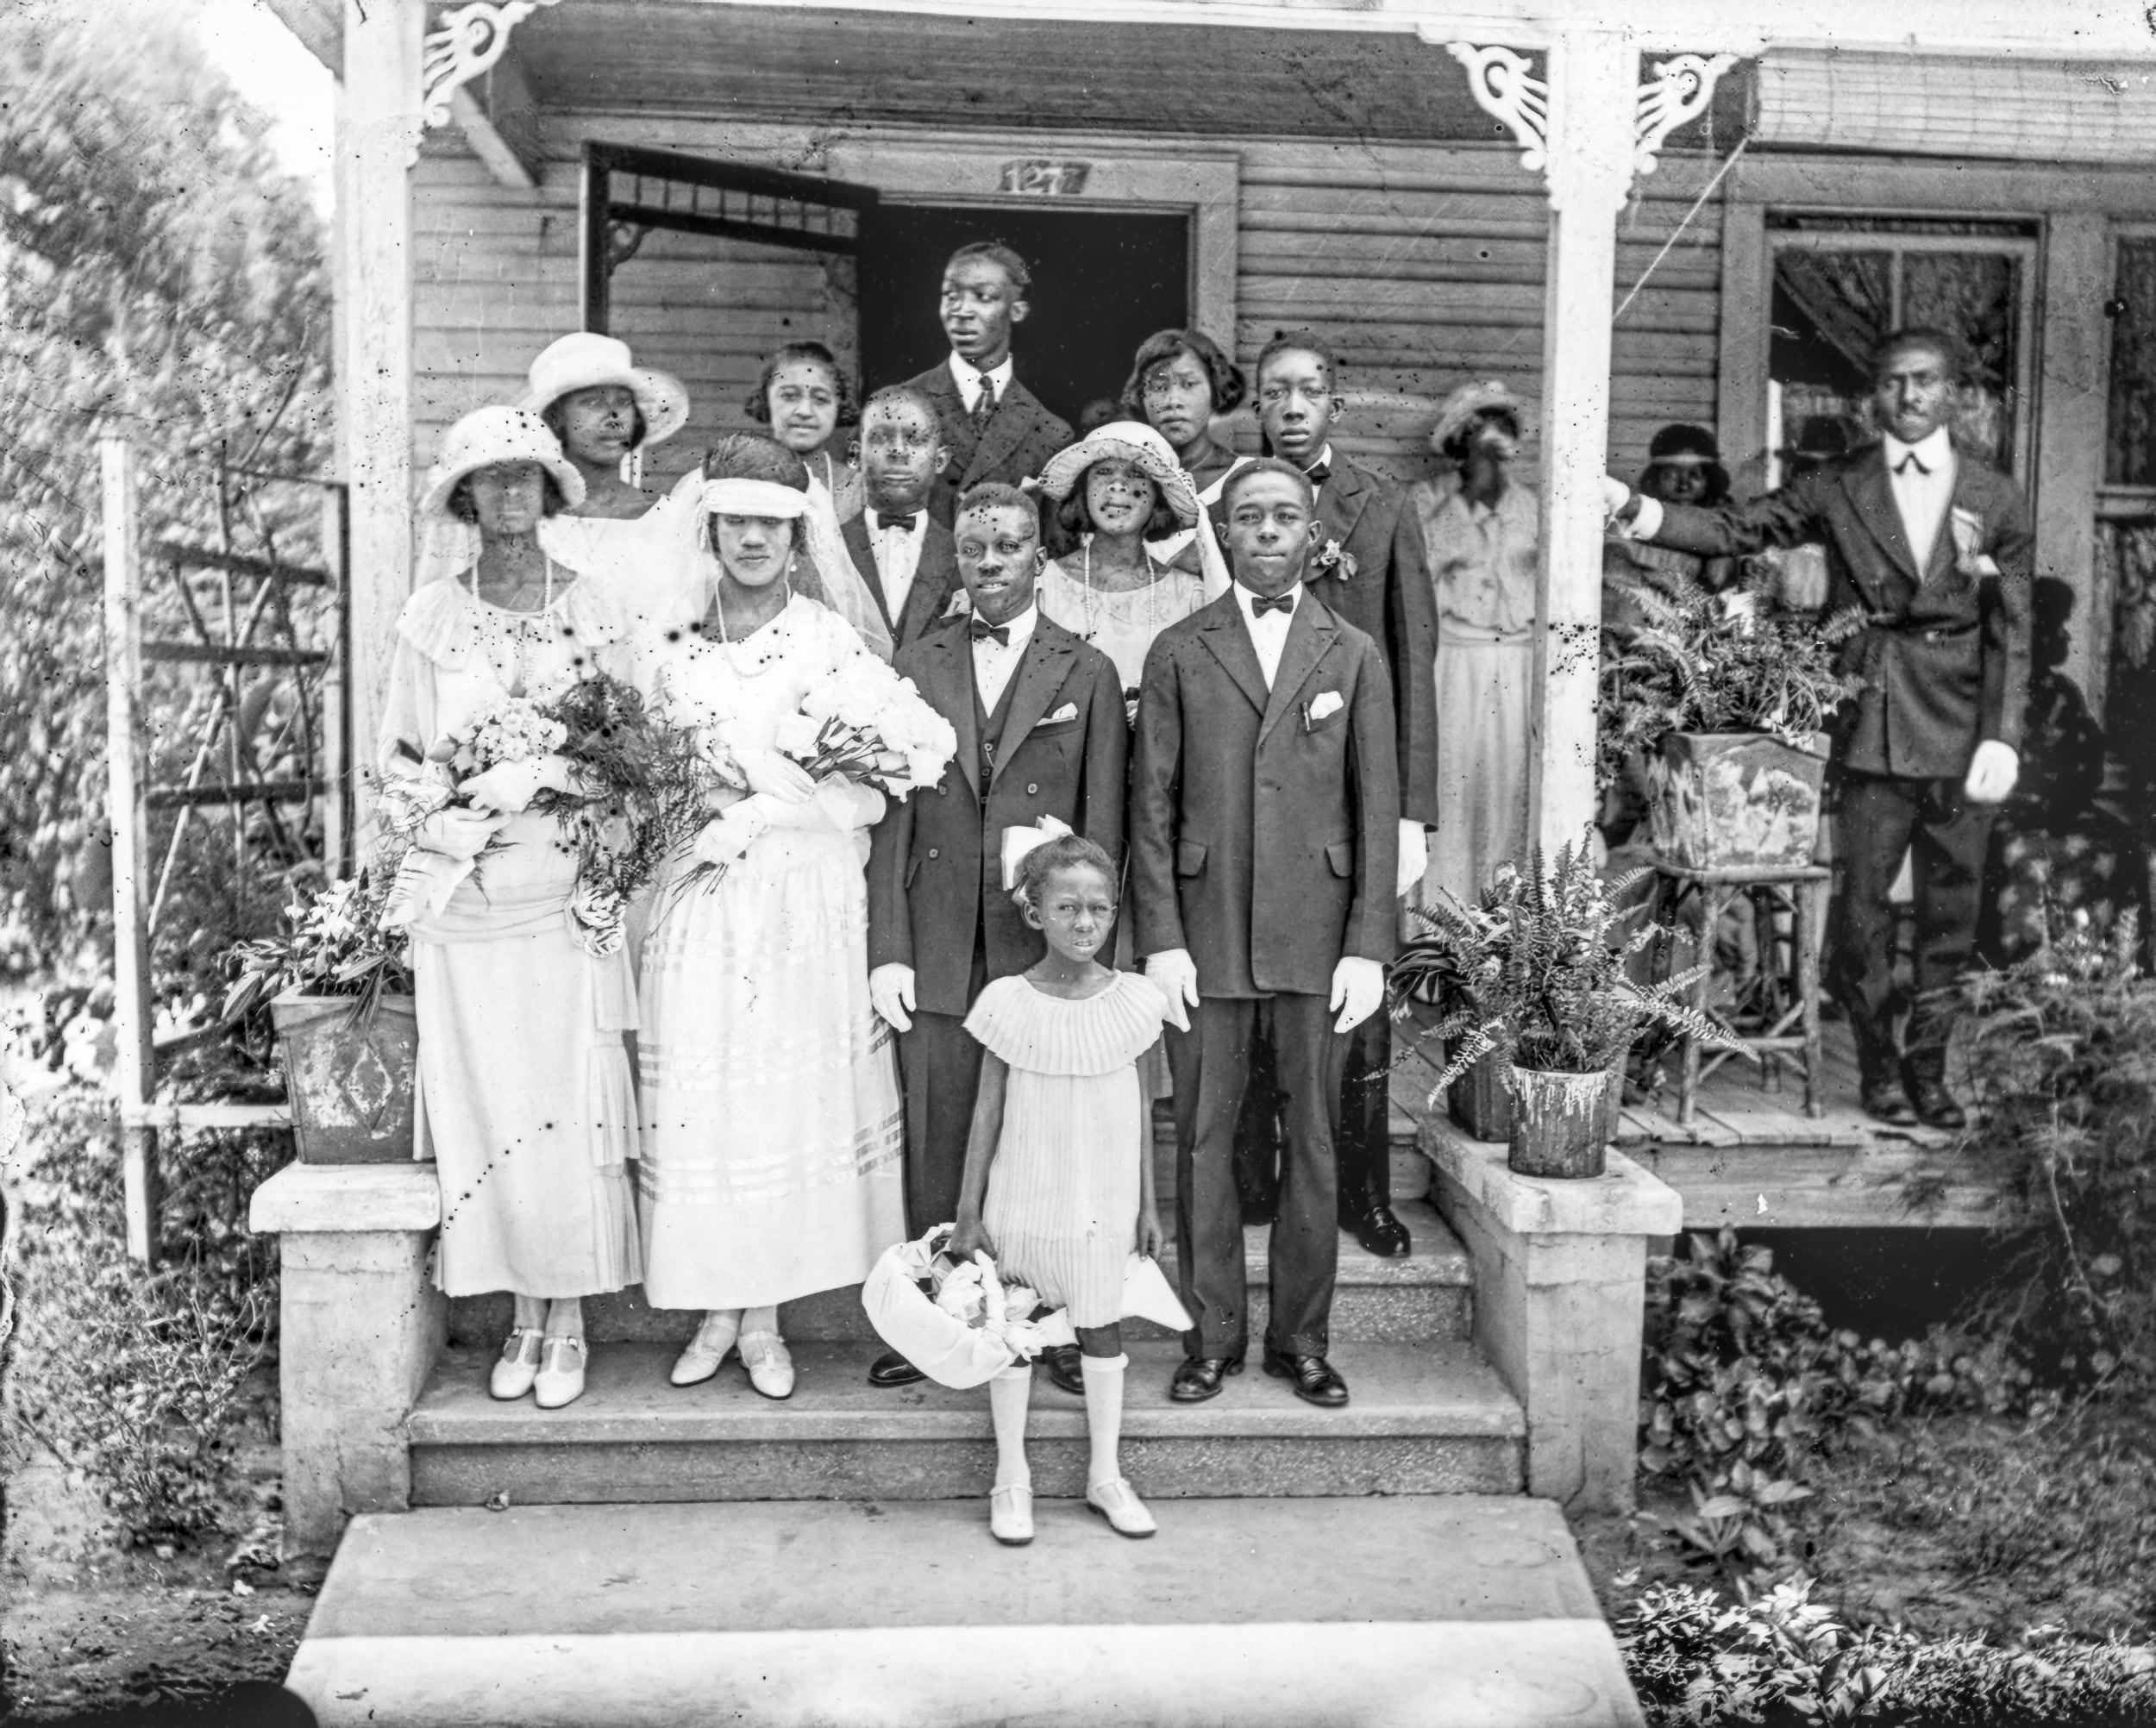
[1308,691,1344,722]
[1043,702,1079,723]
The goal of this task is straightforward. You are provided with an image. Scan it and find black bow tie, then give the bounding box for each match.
[1895,451,1930,477]
[875,510,919,533]
[1249,592,1295,617]
[968,618,1011,647]
[1304,461,1332,486]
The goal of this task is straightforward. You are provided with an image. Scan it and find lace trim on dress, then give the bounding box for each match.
[395,567,629,675]
[962,972,1169,1077]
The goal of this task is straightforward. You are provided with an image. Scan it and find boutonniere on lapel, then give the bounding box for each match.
[1950,505,1998,579]
[1311,537,1358,583]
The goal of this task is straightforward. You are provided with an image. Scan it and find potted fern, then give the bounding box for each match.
[1600,571,1860,870]
[1395,840,1738,1176]
[224,869,417,1164]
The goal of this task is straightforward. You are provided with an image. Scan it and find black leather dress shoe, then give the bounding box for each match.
[1344,1205,1411,1258]
[1902,1069,1968,1130]
[1858,1077,1919,1127]
[867,1349,925,1388]
[1263,1350,1349,1407]
[1169,1355,1243,1403]
[1042,1343,1085,1395]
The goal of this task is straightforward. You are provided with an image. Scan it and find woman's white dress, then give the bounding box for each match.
[634,592,907,1310]
[1036,554,1210,697]
[377,577,643,1299]
[1409,471,1540,908]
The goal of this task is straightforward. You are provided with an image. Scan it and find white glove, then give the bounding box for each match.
[1964,740,2020,805]
[691,803,771,867]
[1329,956,1385,1034]
[459,754,574,814]
[869,963,917,1033]
[1144,948,1200,1033]
[1599,475,1632,522]
[736,747,816,804]
[1395,821,1427,900]
[411,805,507,860]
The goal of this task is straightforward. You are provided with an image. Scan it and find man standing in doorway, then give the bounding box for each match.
[1603,327,2033,1130]
[905,241,1074,528]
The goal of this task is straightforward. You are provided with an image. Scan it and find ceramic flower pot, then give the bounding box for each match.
[271,992,419,1164]
[1647,730,1828,870]
[1505,1065,1612,1180]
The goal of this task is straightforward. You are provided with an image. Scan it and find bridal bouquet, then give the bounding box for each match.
[772,655,957,797]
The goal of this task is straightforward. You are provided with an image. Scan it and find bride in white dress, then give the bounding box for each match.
[634,436,906,1400]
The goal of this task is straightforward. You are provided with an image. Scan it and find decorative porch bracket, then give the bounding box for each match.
[421,0,561,129]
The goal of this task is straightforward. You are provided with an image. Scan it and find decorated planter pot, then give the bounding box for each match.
[1505,1065,1612,1180]
[271,993,419,1164]
[1647,730,1829,871]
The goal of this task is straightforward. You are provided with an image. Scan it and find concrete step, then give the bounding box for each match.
[408,1337,1525,1505]
[286,1495,1644,1728]
[448,1198,1472,1349]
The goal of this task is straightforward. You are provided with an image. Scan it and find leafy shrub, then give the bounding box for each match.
[1619,1577,2156,1726]
[3,1089,285,1547]
[1952,911,2156,1387]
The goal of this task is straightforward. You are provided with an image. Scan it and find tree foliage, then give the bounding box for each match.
[0,0,331,974]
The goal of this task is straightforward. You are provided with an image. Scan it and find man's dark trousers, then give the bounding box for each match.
[1830,769,1995,1061]
[1171,993,1344,1362]
[898,944,987,1234]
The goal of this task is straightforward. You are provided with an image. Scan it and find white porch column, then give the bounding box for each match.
[1530,27,1637,860]
[339,0,424,788]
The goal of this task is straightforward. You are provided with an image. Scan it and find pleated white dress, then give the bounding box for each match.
[379,577,643,1299]
[634,593,907,1311]
[965,971,1169,1327]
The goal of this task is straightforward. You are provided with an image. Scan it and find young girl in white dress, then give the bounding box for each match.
[949,836,1170,1546]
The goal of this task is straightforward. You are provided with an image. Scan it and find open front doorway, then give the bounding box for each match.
[857,204,1191,430]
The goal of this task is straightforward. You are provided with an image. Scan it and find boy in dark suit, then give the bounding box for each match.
[1131,458,1400,1409]
[1607,327,2034,1129]
[865,482,1127,1386]
[841,385,962,649]
[1213,331,1438,1259]
[903,242,1074,528]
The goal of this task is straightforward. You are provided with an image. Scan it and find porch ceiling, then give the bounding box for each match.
[505,0,1745,141]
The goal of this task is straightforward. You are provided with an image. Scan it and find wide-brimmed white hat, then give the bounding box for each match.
[1432,380,1531,455]
[1035,421,1200,526]
[519,332,690,450]
[417,406,586,519]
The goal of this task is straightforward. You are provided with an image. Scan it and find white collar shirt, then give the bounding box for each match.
[867,509,928,624]
[970,602,1037,711]
[1883,426,1956,574]
[1235,580,1300,688]
[948,353,1015,416]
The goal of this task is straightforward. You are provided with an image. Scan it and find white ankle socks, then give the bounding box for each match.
[1081,1352,1129,1491]
[989,1362,1033,1491]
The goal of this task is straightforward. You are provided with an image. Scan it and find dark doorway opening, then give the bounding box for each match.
[857,204,1190,432]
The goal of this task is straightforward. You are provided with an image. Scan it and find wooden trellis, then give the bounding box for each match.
[102,439,352,1264]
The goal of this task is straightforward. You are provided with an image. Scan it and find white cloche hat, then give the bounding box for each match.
[519,332,690,450]
[417,405,586,519]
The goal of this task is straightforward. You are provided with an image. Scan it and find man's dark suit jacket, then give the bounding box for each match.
[1644,444,2034,780]
[840,513,961,650]
[1209,454,1438,826]
[1129,589,1400,999]
[867,613,1127,1017]
[903,362,1074,528]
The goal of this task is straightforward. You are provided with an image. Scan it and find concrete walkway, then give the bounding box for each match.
[287,1494,1644,1727]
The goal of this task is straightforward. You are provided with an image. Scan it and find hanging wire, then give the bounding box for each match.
[1614,134,1751,326]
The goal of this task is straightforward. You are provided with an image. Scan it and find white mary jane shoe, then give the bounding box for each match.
[489,1327,545,1401]
[670,1313,742,1387]
[532,1336,589,1410]
[989,1483,1035,1547]
[1085,1477,1157,1538]
[738,1331,796,1401]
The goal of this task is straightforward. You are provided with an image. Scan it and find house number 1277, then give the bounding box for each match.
[999,160,1092,197]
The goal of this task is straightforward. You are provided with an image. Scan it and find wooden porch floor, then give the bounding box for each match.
[1391,1019,2016,1232]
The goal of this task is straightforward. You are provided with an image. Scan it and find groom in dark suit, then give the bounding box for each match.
[841,385,962,649]
[903,241,1074,529]
[865,482,1126,1387]
[1608,327,2034,1129]
[1131,458,1400,1409]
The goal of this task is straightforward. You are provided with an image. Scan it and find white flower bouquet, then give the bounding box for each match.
[858,1226,1076,1390]
[773,655,958,798]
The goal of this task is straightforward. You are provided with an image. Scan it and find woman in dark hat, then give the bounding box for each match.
[1602,423,1737,615]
